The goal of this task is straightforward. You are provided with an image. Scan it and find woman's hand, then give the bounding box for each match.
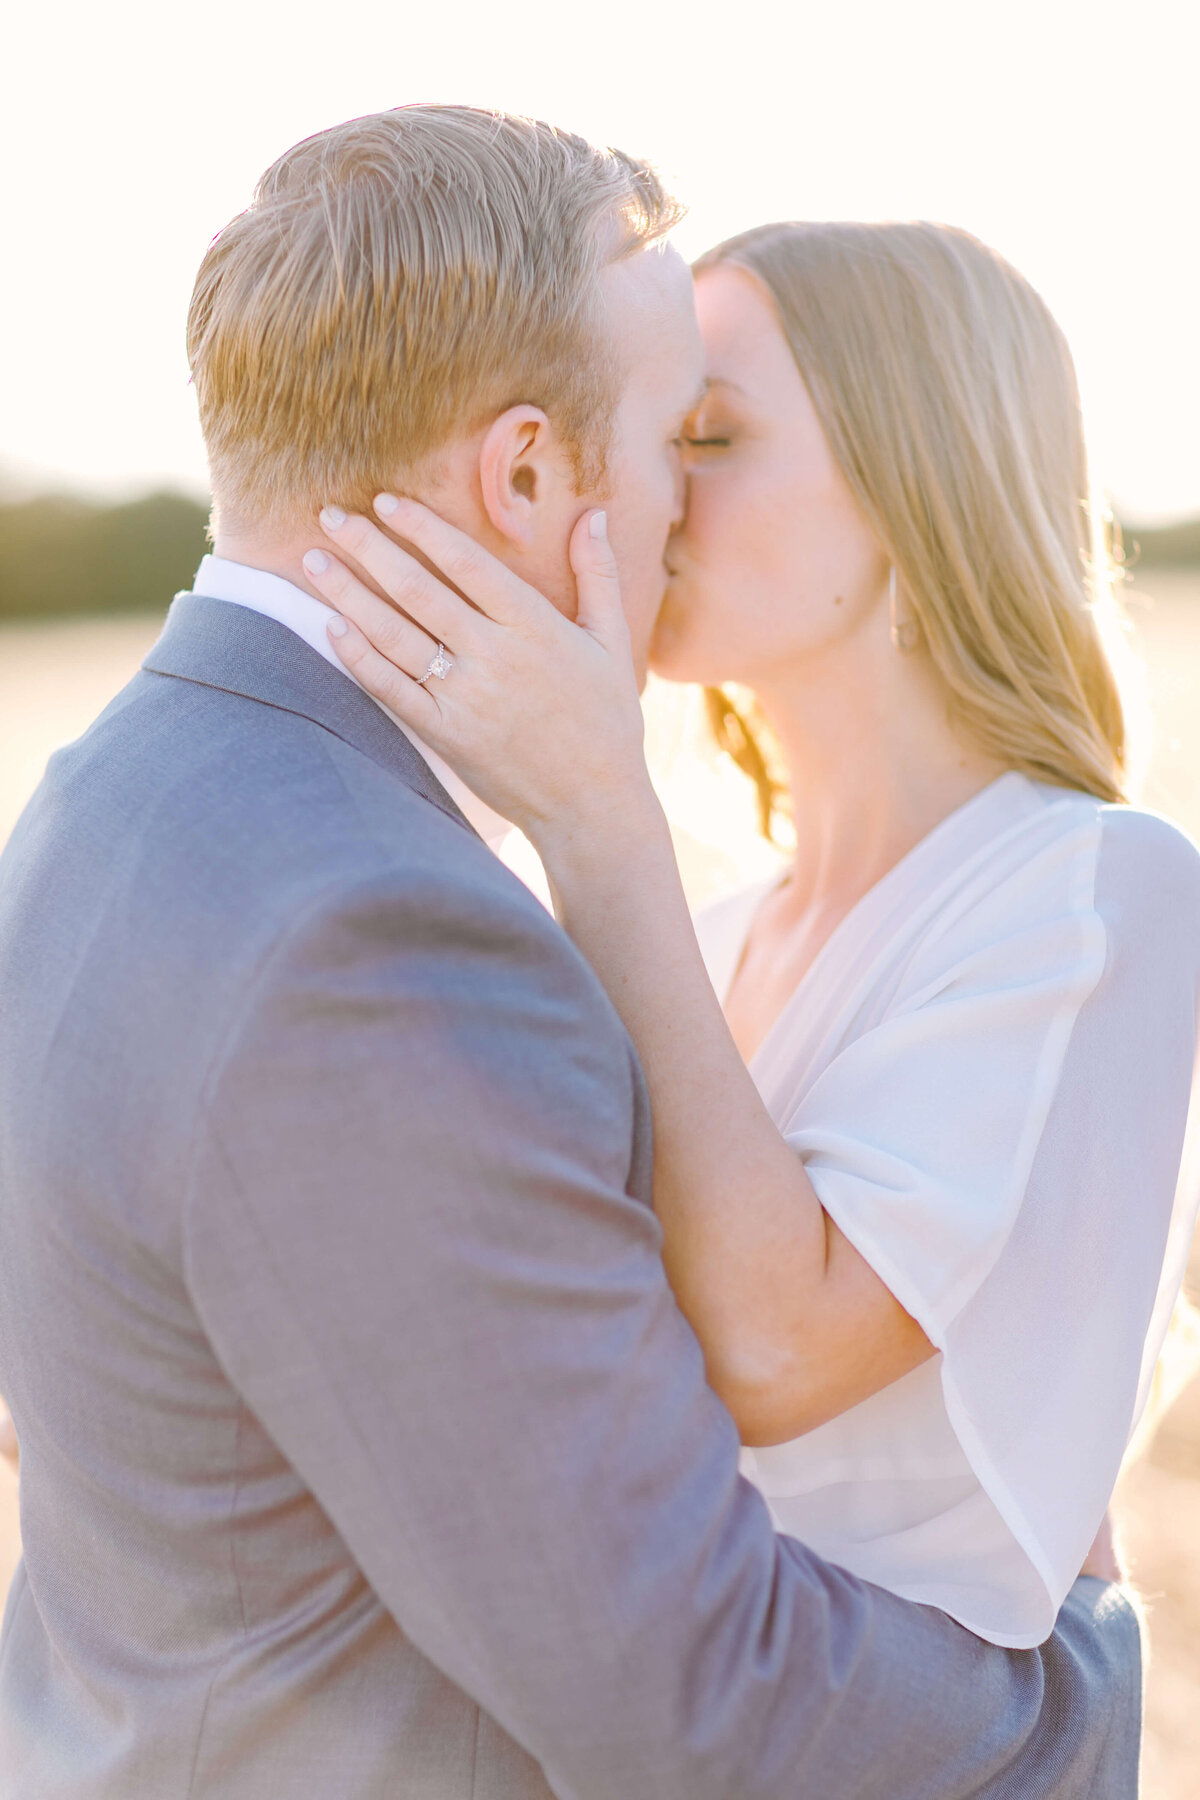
[0,1398,17,1474]
[1079,1511,1125,1585]
[303,497,659,855]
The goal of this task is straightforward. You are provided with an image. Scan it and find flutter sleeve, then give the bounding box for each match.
[779,802,1200,1618]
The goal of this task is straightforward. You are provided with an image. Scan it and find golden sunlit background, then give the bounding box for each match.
[2,1,1200,1792]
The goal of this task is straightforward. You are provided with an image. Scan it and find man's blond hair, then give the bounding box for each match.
[188,106,684,530]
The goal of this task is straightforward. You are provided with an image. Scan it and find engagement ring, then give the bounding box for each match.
[417,644,453,685]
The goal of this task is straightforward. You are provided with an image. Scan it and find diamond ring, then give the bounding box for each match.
[417,643,453,685]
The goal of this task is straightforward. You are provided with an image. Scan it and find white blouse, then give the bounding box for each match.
[695,772,1200,1647]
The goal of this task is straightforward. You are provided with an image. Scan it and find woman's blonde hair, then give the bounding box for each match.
[694,221,1131,833]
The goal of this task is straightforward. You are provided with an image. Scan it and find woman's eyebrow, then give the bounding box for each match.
[703,376,746,395]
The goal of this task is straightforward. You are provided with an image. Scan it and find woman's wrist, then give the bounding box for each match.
[525,776,671,877]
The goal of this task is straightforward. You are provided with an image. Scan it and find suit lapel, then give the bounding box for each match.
[144,592,476,836]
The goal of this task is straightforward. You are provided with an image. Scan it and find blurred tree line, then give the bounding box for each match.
[0,492,209,620]
[0,489,1199,623]
[1119,517,1200,568]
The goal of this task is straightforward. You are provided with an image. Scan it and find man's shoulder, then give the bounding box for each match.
[18,660,571,1000]
[56,662,495,888]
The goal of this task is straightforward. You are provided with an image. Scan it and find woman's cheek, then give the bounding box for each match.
[691,477,749,585]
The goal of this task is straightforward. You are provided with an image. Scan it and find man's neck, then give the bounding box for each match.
[210,531,326,602]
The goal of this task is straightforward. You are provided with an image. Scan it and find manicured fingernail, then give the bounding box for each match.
[326,614,348,639]
[374,493,400,517]
[320,505,346,532]
[589,510,607,540]
[303,549,329,575]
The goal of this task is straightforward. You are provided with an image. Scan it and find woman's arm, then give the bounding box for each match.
[537,793,932,1443]
[305,499,933,1443]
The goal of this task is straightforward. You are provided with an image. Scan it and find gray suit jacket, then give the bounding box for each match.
[0,593,1142,1798]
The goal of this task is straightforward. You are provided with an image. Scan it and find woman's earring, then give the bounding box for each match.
[888,565,921,653]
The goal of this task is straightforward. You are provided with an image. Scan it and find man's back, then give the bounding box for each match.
[0,607,578,1794]
[0,598,1142,1799]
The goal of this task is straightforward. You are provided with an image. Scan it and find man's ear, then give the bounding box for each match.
[478,404,559,546]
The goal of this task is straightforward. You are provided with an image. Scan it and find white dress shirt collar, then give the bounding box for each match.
[191,554,513,851]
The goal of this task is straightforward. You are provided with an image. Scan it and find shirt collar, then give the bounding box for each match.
[192,555,513,851]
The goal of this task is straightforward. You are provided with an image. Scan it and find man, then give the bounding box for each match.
[0,106,1140,1798]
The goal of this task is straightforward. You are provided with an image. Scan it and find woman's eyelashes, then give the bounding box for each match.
[676,423,733,451]
[673,404,734,452]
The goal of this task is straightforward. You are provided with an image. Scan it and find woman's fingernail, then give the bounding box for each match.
[303,549,329,575]
[589,510,608,540]
[320,505,346,532]
[326,614,349,639]
[374,493,400,517]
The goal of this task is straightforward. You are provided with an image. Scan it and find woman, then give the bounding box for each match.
[304,221,1200,1648]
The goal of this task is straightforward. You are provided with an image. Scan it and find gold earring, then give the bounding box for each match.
[888,565,920,652]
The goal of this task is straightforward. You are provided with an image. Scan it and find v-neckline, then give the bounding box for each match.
[720,772,1049,1077]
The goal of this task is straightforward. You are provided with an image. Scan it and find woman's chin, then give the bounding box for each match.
[649,597,712,685]
[648,620,730,688]
[647,627,698,685]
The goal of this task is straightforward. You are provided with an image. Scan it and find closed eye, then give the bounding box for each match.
[680,437,731,449]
